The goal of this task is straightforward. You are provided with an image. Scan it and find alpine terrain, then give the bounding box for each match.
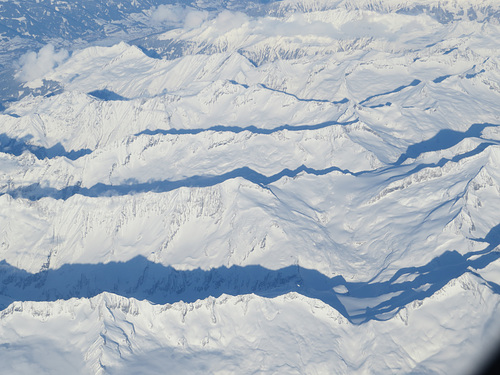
[1,0,500,374]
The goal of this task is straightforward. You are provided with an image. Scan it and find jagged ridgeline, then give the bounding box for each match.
[1,0,500,374]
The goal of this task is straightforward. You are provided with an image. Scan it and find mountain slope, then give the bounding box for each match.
[1,1,500,374]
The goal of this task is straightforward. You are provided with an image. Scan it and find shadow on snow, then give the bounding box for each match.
[87,89,128,101]
[1,123,498,201]
[259,83,349,105]
[395,123,499,165]
[1,165,355,201]
[0,224,499,324]
[136,119,358,137]
[359,79,421,105]
[0,133,92,160]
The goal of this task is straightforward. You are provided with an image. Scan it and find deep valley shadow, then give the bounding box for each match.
[3,136,499,202]
[88,89,128,101]
[395,123,499,164]
[0,133,92,160]
[359,79,421,105]
[1,223,498,324]
[136,119,358,137]
[2,164,356,201]
[259,83,349,105]
[2,123,499,202]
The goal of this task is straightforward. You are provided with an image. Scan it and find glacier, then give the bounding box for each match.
[1,0,500,374]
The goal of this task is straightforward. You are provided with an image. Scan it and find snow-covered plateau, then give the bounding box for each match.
[1,0,500,374]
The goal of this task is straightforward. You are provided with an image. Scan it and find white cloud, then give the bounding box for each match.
[15,44,69,82]
[211,10,249,33]
[184,10,209,29]
[151,5,208,29]
[341,17,389,38]
[151,4,186,24]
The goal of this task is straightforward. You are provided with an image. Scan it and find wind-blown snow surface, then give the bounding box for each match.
[1,0,500,373]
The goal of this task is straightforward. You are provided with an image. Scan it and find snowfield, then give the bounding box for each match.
[1,0,500,373]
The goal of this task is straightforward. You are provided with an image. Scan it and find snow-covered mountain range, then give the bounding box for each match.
[1,0,500,373]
